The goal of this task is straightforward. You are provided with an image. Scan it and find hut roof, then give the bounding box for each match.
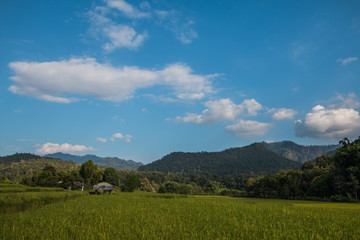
[73,181,84,187]
[93,182,116,191]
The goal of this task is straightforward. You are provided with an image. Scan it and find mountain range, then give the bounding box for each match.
[261,141,338,163]
[44,152,143,170]
[139,141,338,176]
[1,140,338,182]
[139,143,302,175]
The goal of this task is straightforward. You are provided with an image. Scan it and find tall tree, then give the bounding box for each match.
[122,173,141,192]
[79,160,99,186]
[333,137,360,200]
[103,167,119,186]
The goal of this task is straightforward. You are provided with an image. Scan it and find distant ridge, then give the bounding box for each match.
[261,141,338,163]
[0,153,41,165]
[44,152,143,170]
[0,153,77,182]
[138,143,301,175]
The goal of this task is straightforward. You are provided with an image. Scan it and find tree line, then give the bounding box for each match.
[246,137,360,202]
[5,136,359,202]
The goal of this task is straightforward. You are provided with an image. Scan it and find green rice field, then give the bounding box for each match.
[1,184,359,239]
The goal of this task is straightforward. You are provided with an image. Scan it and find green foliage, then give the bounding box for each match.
[139,143,301,175]
[0,155,77,182]
[1,192,360,239]
[0,183,85,214]
[262,141,338,163]
[0,176,11,184]
[44,152,143,170]
[121,173,141,192]
[0,153,41,165]
[248,137,360,202]
[79,160,100,186]
[103,167,119,186]
[332,137,360,200]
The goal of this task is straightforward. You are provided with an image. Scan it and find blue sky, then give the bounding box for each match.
[1,0,360,163]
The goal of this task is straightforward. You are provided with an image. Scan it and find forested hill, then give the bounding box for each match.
[138,143,301,175]
[261,141,338,163]
[45,152,143,170]
[0,153,41,165]
[0,155,77,182]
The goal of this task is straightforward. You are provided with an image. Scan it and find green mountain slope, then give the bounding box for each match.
[0,156,78,182]
[138,143,301,175]
[261,141,338,163]
[0,153,42,165]
[45,152,143,170]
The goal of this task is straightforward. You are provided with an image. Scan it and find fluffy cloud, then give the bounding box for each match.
[174,98,262,125]
[336,57,358,66]
[8,58,215,103]
[329,93,360,109]
[110,133,132,143]
[103,25,147,51]
[88,7,146,51]
[295,105,360,139]
[106,0,150,19]
[88,0,197,50]
[269,108,298,120]
[36,143,95,155]
[96,137,107,143]
[225,119,273,138]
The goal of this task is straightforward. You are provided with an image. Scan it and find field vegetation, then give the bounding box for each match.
[0,183,85,214]
[0,185,359,239]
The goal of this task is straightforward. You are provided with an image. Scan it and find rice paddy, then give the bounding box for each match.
[1,184,359,239]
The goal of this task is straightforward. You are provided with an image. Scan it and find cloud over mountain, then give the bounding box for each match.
[269,108,298,120]
[174,98,262,125]
[226,119,273,138]
[36,143,95,155]
[295,104,360,139]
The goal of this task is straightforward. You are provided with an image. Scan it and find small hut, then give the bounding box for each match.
[93,182,116,194]
[73,181,84,191]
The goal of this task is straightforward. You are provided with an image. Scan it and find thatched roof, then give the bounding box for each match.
[93,182,116,191]
[73,181,84,187]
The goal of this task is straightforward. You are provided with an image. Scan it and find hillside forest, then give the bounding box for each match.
[0,137,359,202]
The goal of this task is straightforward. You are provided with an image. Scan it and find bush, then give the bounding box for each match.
[121,174,141,192]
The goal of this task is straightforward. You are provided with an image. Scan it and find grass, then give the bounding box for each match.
[0,183,67,193]
[1,188,360,239]
[0,183,85,214]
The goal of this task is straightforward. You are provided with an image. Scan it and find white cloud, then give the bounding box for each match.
[110,133,132,143]
[329,93,360,109]
[171,19,198,44]
[88,0,197,49]
[295,105,360,139]
[88,8,146,51]
[241,99,263,116]
[225,119,273,138]
[106,0,150,19]
[103,25,147,51]
[290,42,307,64]
[36,143,95,155]
[174,98,262,125]
[96,137,107,143]
[8,58,214,103]
[269,108,298,120]
[124,135,132,143]
[336,57,358,66]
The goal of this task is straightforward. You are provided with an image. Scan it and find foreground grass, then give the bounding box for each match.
[1,191,360,239]
[0,184,85,214]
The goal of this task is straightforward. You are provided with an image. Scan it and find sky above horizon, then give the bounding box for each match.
[1,0,360,163]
